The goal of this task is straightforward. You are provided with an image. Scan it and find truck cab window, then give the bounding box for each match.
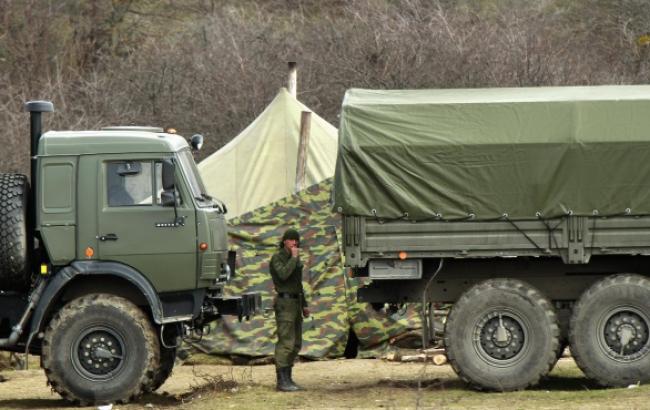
[107,161,153,207]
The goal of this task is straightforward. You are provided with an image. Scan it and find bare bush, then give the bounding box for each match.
[1,0,649,174]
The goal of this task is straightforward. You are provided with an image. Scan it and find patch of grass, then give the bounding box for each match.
[178,359,650,410]
[0,353,11,371]
[175,365,258,406]
[182,352,234,366]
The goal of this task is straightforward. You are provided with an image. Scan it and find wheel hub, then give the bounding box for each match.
[478,313,525,361]
[603,310,649,360]
[73,327,125,380]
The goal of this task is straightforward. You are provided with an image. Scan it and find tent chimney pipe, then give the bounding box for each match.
[287,61,297,98]
[24,100,54,230]
[295,111,311,192]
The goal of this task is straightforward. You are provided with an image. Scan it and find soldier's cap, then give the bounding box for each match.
[282,228,300,242]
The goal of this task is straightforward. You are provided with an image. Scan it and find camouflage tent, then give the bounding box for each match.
[194,179,422,360]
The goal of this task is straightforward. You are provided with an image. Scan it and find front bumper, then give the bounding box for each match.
[197,291,262,326]
[212,292,262,320]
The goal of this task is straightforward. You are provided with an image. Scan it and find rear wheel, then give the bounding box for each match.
[0,174,30,290]
[42,294,160,405]
[551,304,571,367]
[569,274,650,387]
[445,278,559,391]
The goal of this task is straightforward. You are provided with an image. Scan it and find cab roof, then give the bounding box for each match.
[38,130,190,156]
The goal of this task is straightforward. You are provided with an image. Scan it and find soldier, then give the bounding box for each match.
[270,228,310,392]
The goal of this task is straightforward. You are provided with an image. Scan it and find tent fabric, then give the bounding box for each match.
[333,85,650,220]
[193,179,421,359]
[199,88,338,218]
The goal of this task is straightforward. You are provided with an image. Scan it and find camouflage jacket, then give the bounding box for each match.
[270,247,308,308]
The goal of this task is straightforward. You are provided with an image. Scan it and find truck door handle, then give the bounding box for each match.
[99,233,119,241]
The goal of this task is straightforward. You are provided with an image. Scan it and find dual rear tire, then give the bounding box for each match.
[445,274,650,391]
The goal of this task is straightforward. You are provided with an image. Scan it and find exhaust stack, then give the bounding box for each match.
[24,100,54,201]
[25,101,54,161]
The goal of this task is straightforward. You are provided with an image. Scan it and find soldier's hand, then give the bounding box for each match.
[291,247,299,258]
[302,308,310,318]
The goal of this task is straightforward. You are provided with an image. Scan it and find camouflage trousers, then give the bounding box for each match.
[274,297,303,368]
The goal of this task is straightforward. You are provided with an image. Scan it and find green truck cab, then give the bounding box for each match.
[0,102,259,405]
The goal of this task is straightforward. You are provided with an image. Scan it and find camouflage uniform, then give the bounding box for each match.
[270,228,307,391]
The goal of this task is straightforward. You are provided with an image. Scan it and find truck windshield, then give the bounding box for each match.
[176,150,215,208]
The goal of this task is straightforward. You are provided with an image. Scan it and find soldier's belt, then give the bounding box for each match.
[277,292,300,299]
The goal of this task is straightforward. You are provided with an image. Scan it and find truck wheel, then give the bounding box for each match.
[0,174,30,291]
[149,346,176,391]
[42,294,160,405]
[444,279,559,391]
[569,274,650,387]
[551,305,571,367]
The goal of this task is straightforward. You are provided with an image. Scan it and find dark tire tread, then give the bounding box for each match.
[0,173,30,290]
[150,347,176,392]
[41,294,159,406]
[445,278,560,391]
[569,273,650,387]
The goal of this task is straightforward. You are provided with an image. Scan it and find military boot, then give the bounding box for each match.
[287,366,304,390]
[276,367,299,392]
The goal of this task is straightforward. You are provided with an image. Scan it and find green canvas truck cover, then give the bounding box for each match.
[333,85,650,220]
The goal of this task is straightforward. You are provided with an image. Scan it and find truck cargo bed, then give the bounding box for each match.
[344,215,650,266]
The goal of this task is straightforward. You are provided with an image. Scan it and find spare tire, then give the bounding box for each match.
[0,174,30,290]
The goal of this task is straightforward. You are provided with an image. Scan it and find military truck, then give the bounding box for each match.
[334,86,650,391]
[0,101,259,404]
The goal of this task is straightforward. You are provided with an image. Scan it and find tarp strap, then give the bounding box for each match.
[539,217,564,252]
[504,216,545,252]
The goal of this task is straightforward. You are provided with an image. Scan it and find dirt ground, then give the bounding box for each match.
[1,358,649,410]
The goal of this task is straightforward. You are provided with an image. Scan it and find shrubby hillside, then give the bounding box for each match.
[1,0,649,172]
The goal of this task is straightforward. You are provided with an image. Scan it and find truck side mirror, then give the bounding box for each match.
[190,134,204,152]
[162,159,175,191]
[161,159,180,208]
[161,190,180,207]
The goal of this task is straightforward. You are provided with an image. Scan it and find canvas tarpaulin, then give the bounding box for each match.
[199,88,338,218]
[333,85,650,220]
[192,179,421,359]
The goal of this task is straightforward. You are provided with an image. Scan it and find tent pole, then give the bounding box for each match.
[295,111,312,192]
[287,61,297,98]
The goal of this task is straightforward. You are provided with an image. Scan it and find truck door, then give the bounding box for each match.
[96,157,197,292]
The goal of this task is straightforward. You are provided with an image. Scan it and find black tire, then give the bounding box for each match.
[569,274,650,387]
[551,305,572,366]
[444,278,559,391]
[0,173,30,290]
[149,346,176,391]
[42,294,160,405]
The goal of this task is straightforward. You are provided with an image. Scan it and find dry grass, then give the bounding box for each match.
[176,365,246,405]
[0,352,11,371]
[0,358,648,409]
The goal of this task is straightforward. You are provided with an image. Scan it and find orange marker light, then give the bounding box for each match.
[398,251,408,260]
[85,247,95,258]
[199,242,209,251]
